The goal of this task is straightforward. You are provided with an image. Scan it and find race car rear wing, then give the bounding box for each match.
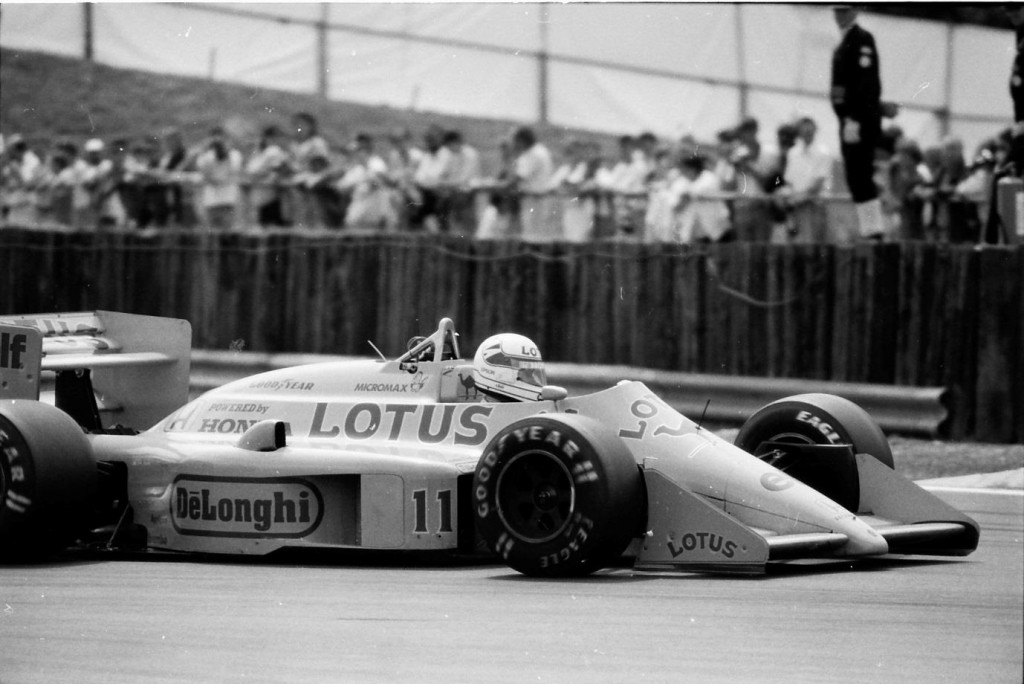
[0,311,191,431]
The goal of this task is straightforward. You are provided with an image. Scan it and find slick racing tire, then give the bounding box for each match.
[473,414,643,577]
[0,400,97,562]
[735,393,893,469]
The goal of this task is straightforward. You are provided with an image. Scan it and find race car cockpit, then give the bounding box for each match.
[397,318,566,404]
[398,317,462,368]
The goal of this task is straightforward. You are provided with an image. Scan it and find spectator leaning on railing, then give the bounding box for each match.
[643,143,681,243]
[474,137,517,240]
[550,138,599,243]
[672,153,731,244]
[73,138,125,229]
[436,129,482,236]
[245,125,290,227]
[152,127,193,227]
[728,116,775,241]
[1,134,44,224]
[411,124,450,233]
[35,143,68,226]
[886,138,929,240]
[954,138,1001,237]
[195,127,243,231]
[336,132,396,231]
[382,127,424,229]
[779,116,832,243]
[511,125,558,242]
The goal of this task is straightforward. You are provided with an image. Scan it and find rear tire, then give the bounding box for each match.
[473,415,643,577]
[0,400,97,561]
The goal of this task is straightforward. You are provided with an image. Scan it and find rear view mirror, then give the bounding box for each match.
[540,385,568,402]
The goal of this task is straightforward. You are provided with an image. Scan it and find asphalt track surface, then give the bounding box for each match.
[1,489,1021,684]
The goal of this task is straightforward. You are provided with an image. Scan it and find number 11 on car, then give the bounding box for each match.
[412,488,453,534]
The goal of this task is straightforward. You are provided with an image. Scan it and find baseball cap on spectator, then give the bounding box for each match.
[85,138,105,152]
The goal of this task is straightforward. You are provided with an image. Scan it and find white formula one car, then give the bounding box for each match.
[0,312,978,576]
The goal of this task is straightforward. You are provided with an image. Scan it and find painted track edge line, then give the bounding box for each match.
[919,485,1024,496]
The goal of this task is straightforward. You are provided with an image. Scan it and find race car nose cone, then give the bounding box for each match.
[839,517,889,556]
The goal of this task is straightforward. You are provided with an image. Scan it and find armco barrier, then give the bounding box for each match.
[189,350,948,437]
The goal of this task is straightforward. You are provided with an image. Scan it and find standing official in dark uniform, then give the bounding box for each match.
[830,6,886,239]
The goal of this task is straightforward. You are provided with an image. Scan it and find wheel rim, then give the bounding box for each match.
[496,450,575,544]
[754,432,817,453]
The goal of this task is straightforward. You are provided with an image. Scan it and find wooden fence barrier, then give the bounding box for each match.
[2,227,1020,442]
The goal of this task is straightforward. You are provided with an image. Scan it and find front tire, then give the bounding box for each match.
[735,393,893,468]
[0,400,97,561]
[473,415,643,577]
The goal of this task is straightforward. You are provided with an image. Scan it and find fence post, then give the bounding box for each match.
[537,3,549,125]
[317,4,329,99]
[734,4,748,120]
[83,2,94,62]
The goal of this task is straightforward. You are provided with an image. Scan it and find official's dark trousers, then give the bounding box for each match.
[839,120,880,204]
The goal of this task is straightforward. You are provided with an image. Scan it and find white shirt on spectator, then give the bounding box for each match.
[440,145,481,188]
[515,143,554,193]
[644,168,681,243]
[672,170,730,243]
[956,166,993,227]
[340,154,396,229]
[623,150,653,192]
[414,147,451,189]
[71,158,112,211]
[246,143,290,208]
[599,151,650,194]
[554,161,596,242]
[291,136,330,174]
[196,148,243,209]
[516,142,558,241]
[785,139,832,196]
[2,149,43,222]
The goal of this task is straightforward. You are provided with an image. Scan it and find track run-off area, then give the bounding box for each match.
[1,488,1021,684]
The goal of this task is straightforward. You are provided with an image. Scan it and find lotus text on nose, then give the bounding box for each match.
[667,532,738,559]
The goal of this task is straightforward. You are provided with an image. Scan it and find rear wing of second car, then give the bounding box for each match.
[0,311,191,431]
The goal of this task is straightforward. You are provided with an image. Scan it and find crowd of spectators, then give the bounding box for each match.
[0,109,1013,244]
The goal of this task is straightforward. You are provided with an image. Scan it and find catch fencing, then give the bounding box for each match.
[0,4,1013,154]
[1,227,1020,442]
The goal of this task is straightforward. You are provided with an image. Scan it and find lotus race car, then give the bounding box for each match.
[0,312,978,576]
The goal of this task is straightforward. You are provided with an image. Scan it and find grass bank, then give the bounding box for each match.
[1,47,606,172]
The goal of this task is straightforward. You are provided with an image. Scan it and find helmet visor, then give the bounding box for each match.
[515,361,546,388]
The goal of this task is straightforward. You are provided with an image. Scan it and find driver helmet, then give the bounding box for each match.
[473,333,547,402]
